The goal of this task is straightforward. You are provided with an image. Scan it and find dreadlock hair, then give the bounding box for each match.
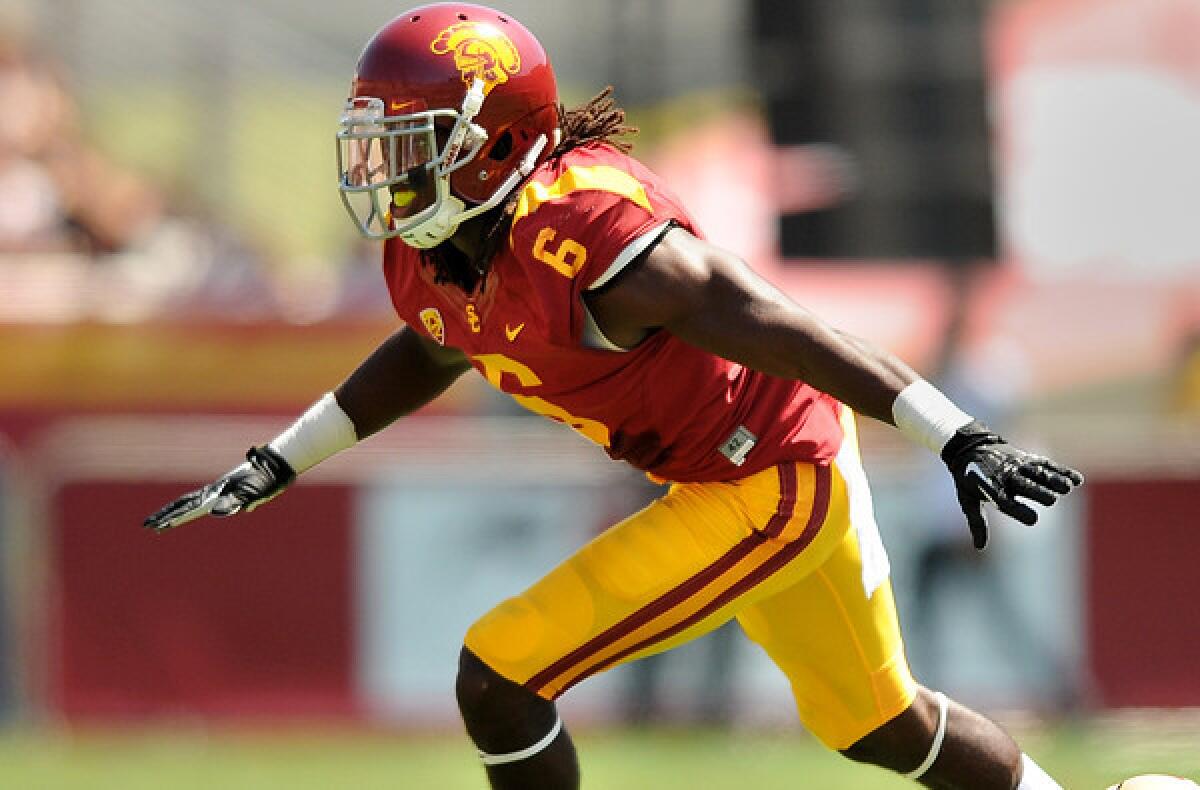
[421,87,638,292]
[553,85,638,158]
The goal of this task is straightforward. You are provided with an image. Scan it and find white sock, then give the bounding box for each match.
[1018,754,1063,790]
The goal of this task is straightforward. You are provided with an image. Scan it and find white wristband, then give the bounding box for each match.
[892,379,973,455]
[268,392,359,474]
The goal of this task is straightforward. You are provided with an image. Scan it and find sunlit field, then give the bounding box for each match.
[1,718,1196,789]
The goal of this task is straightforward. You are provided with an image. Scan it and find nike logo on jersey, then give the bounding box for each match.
[505,323,526,342]
[965,461,996,503]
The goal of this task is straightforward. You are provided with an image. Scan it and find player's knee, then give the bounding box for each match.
[455,646,502,718]
[840,687,941,770]
[455,646,543,722]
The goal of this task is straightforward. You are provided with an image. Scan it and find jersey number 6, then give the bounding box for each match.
[473,353,611,447]
[532,228,588,279]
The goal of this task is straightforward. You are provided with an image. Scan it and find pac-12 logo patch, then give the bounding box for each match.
[430,21,521,95]
[419,307,445,345]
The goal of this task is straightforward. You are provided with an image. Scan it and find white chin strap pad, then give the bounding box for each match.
[400,195,467,249]
[477,716,563,767]
[904,691,949,780]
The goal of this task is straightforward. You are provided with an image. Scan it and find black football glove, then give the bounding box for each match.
[941,420,1084,550]
[143,445,296,532]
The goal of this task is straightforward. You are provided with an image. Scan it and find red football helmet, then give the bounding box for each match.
[337,3,560,248]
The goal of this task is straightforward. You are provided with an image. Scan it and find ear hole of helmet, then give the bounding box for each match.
[488,131,514,162]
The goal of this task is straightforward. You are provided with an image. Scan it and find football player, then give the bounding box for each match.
[145,5,1083,789]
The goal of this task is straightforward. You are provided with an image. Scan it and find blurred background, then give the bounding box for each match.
[0,0,1197,787]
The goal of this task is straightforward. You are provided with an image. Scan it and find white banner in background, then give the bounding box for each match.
[993,0,1200,280]
[356,479,625,722]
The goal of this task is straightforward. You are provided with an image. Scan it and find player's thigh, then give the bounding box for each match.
[465,462,842,700]
[736,521,917,751]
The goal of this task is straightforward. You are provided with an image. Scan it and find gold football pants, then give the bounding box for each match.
[465,415,917,749]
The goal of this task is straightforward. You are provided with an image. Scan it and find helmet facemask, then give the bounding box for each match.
[337,79,548,249]
[337,84,484,247]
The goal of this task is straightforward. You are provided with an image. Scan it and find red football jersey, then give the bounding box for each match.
[383,143,844,482]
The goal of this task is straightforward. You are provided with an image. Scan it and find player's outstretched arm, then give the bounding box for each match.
[333,324,473,439]
[584,227,1082,547]
[586,228,918,424]
[144,326,471,532]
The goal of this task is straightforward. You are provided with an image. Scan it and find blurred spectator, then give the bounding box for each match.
[0,31,282,321]
[0,33,168,256]
[0,34,74,252]
[49,144,166,258]
[904,262,1077,710]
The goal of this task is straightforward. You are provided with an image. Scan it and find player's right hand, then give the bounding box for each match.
[143,446,296,532]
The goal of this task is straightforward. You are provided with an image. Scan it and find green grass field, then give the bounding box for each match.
[1,719,1196,789]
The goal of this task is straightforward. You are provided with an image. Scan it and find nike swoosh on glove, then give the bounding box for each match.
[143,445,296,532]
[940,420,1084,550]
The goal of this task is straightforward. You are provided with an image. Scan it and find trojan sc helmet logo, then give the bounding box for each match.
[430,21,521,95]
[419,307,446,345]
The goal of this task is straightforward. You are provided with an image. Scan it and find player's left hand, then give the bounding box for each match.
[941,420,1084,550]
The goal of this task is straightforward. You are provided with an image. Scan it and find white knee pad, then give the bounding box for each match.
[904,691,949,781]
[477,716,563,766]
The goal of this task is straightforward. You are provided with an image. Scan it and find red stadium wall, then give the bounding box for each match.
[48,481,358,719]
[1086,477,1200,707]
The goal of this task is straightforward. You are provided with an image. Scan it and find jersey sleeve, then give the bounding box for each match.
[507,152,688,295]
